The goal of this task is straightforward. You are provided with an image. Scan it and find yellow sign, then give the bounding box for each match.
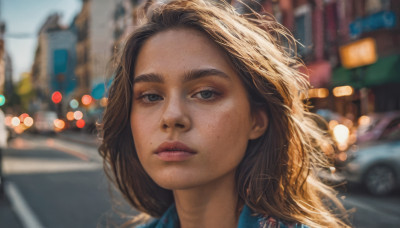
[339,38,377,69]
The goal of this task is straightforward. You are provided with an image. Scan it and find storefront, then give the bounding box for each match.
[332,54,400,113]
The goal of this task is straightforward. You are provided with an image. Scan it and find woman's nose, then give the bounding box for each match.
[160,97,191,132]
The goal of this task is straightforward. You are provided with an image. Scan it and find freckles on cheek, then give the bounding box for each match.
[203,110,244,145]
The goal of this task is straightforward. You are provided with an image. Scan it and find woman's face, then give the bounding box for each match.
[131,28,266,190]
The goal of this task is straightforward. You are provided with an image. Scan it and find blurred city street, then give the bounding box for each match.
[341,191,400,227]
[0,132,399,227]
[0,132,137,228]
[0,0,400,227]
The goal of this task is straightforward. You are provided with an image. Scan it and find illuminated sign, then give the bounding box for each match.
[350,11,396,37]
[339,38,377,69]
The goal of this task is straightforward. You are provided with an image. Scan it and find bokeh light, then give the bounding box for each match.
[76,119,85,128]
[19,113,29,122]
[54,119,66,129]
[100,97,108,107]
[11,117,20,127]
[0,95,5,106]
[14,125,25,134]
[23,117,34,127]
[70,99,79,109]
[66,111,75,121]
[308,88,329,99]
[5,115,12,127]
[333,124,350,145]
[81,95,93,106]
[74,111,83,120]
[52,91,63,104]
[328,120,339,130]
[358,115,371,126]
[333,86,353,97]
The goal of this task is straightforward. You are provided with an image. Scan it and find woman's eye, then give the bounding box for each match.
[140,94,163,103]
[193,90,219,100]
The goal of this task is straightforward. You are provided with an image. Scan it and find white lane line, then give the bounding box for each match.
[3,158,102,175]
[4,182,44,228]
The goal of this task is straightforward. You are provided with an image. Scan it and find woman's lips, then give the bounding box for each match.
[155,141,197,161]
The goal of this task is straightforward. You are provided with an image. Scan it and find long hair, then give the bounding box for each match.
[99,0,350,227]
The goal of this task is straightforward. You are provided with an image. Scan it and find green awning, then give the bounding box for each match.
[332,66,357,88]
[332,54,400,88]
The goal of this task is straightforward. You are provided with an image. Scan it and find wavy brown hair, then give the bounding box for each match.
[99,0,350,227]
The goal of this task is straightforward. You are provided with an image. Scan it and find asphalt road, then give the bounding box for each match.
[1,133,400,227]
[341,188,400,227]
[1,134,137,228]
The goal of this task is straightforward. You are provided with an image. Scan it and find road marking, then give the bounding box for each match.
[52,137,101,162]
[48,143,90,161]
[3,158,102,175]
[4,182,44,228]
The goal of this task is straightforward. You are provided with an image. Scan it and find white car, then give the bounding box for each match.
[33,111,58,134]
[341,127,400,195]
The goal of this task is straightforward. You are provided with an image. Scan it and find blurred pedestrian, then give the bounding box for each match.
[99,0,350,227]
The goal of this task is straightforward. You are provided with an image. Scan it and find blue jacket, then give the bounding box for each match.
[137,204,309,228]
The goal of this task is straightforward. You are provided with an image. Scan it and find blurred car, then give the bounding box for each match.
[32,111,58,134]
[341,126,400,195]
[357,111,400,143]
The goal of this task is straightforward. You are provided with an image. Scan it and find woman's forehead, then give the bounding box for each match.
[134,27,235,79]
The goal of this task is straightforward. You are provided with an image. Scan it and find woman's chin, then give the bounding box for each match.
[155,180,200,190]
[151,173,207,191]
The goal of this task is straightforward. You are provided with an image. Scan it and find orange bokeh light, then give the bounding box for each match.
[100,97,108,107]
[54,119,66,129]
[81,95,93,106]
[66,112,75,121]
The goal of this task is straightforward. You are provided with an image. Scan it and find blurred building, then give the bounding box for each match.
[47,29,78,96]
[73,0,90,97]
[31,13,77,113]
[112,0,137,47]
[3,51,13,100]
[73,0,116,100]
[0,22,13,94]
[0,22,14,109]
[232,0,400,118]
[332,0,400,115]
[0,22,4,95]
[68,0,400,120]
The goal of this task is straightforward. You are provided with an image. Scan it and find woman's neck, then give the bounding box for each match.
[173,171,240,228]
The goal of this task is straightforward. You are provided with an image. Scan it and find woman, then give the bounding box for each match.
[99,0,350,227]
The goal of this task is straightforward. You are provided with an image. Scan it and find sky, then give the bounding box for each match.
[2,0,82,82]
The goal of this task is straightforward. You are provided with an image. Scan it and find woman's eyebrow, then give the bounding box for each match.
[183,68,231,82]
[133,68,230,84]
[133,73,164,84]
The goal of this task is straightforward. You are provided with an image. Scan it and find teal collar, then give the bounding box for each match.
[142,204,262,228]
